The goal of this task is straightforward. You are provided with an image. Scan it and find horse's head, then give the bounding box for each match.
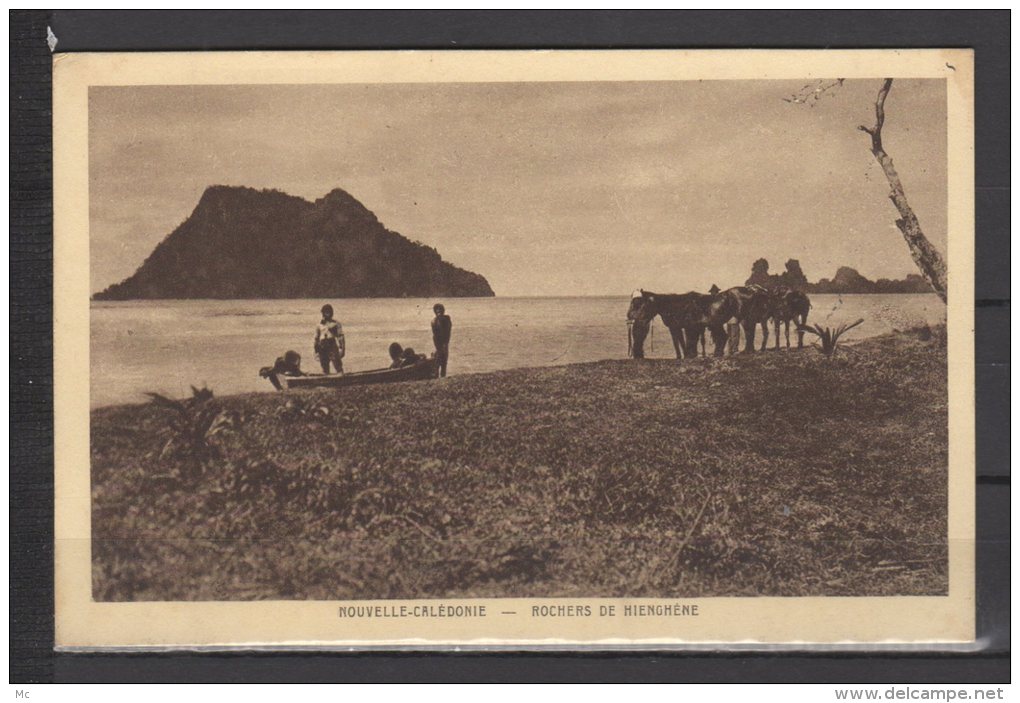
[628,317,650,358]
[627,290,658,322]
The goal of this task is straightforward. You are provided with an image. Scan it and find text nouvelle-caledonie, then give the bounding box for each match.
[337,603,699,619]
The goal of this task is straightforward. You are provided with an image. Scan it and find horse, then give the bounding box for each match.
[768,287,811,349]
[626,290,729,359]
[719,285,773,353]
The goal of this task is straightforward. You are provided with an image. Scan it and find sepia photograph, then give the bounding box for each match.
[53,49,975,647]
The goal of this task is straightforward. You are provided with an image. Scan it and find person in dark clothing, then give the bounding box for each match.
[389,342,425,369]
[431,303,452,377]
[259,350,305,391]
[388,342,405,369]
[401,347,425,366]
[314,304,345,374]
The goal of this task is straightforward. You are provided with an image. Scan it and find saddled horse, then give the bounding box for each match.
[768,287,811,349]
[716,285,773,353]
[627,290,729,359]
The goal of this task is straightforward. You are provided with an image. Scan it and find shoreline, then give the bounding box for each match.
[89,300,948,411]
[92,337,875,412]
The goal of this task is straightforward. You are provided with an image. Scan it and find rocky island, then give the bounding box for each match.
[746,258,934,295]
[93,186,495,300]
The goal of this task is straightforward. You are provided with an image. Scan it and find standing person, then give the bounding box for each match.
[314,304,345,375]
[431,303,452,377]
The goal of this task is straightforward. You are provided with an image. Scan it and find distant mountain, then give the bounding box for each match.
[93,186,495,300]
[744,258,933,295]
[809,266,933,294]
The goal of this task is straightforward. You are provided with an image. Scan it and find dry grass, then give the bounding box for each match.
[91,327,948,600]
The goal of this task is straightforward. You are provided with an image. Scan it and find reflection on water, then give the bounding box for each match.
[90,294,946,408]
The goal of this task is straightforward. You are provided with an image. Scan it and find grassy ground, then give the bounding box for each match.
[92,328,948,600]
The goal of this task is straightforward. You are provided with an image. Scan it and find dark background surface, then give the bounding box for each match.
[11,9,1009,683]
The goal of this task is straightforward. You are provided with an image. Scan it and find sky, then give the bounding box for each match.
[89,79,947,297]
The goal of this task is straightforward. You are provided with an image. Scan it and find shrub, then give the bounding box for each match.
[797,319,864,357]
[145,386,238,478]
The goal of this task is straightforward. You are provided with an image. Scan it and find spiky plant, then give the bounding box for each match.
[145,385,236,470]
[797,318,864,357]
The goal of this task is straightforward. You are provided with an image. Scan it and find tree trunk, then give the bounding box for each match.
[859,79,948,303]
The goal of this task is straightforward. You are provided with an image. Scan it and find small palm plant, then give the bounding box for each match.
[145,385,236,470]
[796,318,864,357]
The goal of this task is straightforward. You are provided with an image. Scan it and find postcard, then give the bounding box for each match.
[53,49,974,648]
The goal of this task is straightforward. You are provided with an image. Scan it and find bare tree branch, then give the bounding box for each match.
[857,78,892,151]
[857,79,948,303]
[783,78,845,107]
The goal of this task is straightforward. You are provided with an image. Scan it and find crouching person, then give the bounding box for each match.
[388,342,425,369]
[259,350,305,391]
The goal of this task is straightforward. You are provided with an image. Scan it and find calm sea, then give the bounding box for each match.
[90,294,946,408]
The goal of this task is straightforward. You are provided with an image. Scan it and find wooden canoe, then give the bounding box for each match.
[281,357,438,389]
